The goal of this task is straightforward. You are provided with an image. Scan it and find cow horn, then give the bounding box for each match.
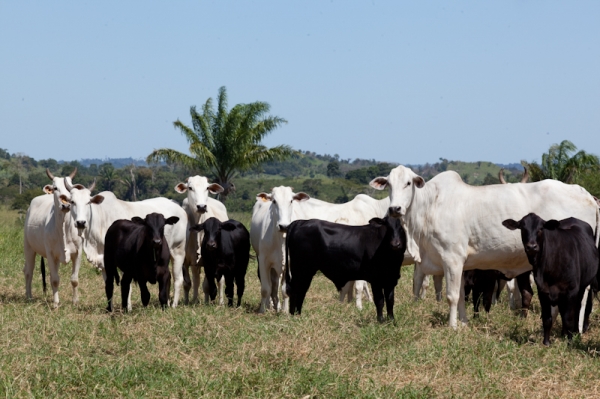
[88,179,96,192]
[498,169,507,184]
[69,167,78,179]
[46,168,55,181]
[64,178,74,192]
[520,167,529,183]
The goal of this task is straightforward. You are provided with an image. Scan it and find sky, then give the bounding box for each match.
[1,1,599,165]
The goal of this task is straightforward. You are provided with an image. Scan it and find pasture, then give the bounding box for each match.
[1,207,600,398]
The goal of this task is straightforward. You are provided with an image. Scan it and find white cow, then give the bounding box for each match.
[23,169,82,306]
[251,186,409,313]
[63,180,189,308]
[370,165,599,328]
[174,176,228,304]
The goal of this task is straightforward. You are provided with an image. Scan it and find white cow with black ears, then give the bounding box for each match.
[174,175,229,305]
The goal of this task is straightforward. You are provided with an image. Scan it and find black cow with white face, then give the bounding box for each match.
[104,213,179,312]
[503,213,598,345]
[190,217,250,307]
[284,216,406,322]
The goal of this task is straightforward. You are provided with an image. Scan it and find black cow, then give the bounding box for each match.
[104,213,179,312]
[463,269,511,316]
[284,216,406,322]
[190,217,250,307]
[503,213,598,345]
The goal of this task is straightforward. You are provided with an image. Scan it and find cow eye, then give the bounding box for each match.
[406,181,411,187]
[189,187,193,191]
[272,199,277,204]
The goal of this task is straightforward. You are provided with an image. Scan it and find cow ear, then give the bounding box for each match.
[502,219,520,230]
[43,185,54,194]
[543,220,560,230]
[59,194,70,205]
[413,176,425,188]
[222,221,237,231]
[256,193,272,202]
[293,192,310,202]
[190,223,205,232]
[369,177,388,190]
[174,183,188,193]
[208,183,224,195]
[72,184,86,190]
[90,194,104,205]
[131,217,145,225]
[165,216,179,225]
[368,217,385,226]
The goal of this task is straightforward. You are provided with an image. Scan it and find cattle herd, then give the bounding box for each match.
[22,165,600,345]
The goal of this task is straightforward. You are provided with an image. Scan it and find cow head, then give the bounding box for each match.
[369,165,424,218]
[190,217,237,252]
[502,213,558,261]
[175,176,224,214]
[132,213,179,249]
[369,216,406,251]
[256,186,310,232]
[44,168,78,212]
[63,178,104,231]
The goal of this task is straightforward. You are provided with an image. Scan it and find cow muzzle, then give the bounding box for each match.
[60,204,71,212]
[388,206,403,217]
[278,223,288,232]
[153,239,162,248]
[76,221,86,229]
[390,239,402,250]
[196,205,207,214]
[525,243,539,255]
[207,241,217,251]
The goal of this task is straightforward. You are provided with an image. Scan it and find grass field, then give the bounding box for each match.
[2,207,600,398]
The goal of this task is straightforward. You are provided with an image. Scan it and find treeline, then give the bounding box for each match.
[0,147,567,215]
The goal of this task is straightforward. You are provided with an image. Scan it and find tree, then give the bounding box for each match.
[326,160,341,177]
[524,140,599,183]
[147,86,293,198]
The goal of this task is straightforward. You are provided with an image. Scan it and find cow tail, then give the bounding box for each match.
[41,257,47,293]
[284,230,291,296]
[595,205,600,248]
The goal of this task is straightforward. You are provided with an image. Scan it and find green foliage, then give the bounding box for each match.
[523,140,599,183]
[326,160,341,177]
[146,86,293,197]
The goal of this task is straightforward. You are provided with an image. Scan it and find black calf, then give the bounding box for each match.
[190,217,250,307]
[104,213,179,312]
[285,216,406,322]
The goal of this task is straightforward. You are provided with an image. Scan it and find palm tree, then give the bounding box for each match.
[147,86,293,198]
[523,140,599,183]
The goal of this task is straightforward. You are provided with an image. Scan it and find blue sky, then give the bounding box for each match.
[1,1,599,165]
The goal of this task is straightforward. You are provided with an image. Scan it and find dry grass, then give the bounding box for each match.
[1,207,600,398]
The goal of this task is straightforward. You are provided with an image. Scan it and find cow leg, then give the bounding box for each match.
[69,252,82,305]
[140,282,151,307]
[482,284,494,314]
[516,272,533,317]
[444,264,467,328]
[507,279,520,310]
[384,284,396,321]
[538,292,553,346]
[158,269,171,309]
[47,258,61,308]
[371,283,385,322]
[270,267,280,312]
[290,274,315,316]
[104,267,115,312]
[190,264,201,304]
[558,296,577,341]
[182,264,191,305]
[170,253,185,308]
[494,279,507,304]
[362,280,373,303]
[258,258,273,313]
[582,286,593,333]
[472,286,482,317]
[224,273,235,307]
[355,281,364,310]
[433,275,444,302]
[339,281,354,304]
[412,264,426,300]
[218,275,226,306]
[235,271,245,308]
[120,274,133,312]
[23,245,36,300]
[579,285,591,333]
